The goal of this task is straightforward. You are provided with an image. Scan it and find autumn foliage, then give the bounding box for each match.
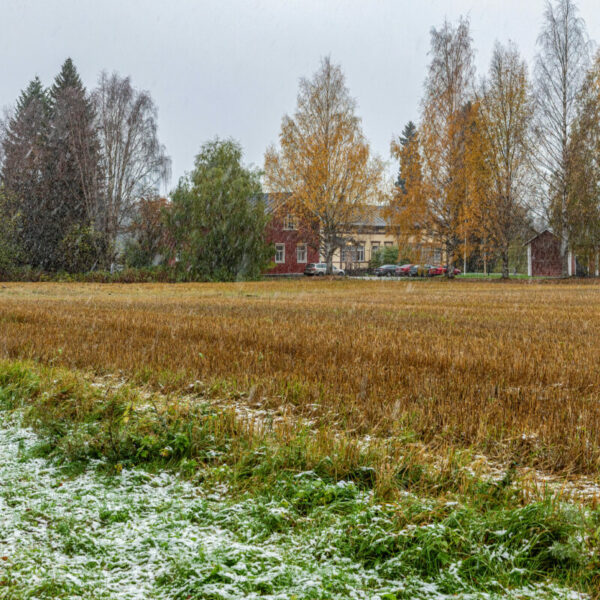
[264,57,386,272]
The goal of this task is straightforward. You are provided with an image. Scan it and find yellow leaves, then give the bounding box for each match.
[465,43,532,264]
[264,58,387,250]
[387,131,427,248]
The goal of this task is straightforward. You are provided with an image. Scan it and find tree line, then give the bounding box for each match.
[387,0,600,278]
[0,60,273,281]
[0,59,170,274]
[2,0,599,280]
[265,0,600,278]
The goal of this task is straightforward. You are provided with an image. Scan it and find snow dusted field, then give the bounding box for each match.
[0,415,590,600]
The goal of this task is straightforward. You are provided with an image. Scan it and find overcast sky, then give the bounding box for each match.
[2,0,599,192]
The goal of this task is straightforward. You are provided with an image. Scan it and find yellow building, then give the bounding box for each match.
[327,206,442,270]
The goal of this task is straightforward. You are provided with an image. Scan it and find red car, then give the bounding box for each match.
[395,264,414,276]
[428,265,461,276]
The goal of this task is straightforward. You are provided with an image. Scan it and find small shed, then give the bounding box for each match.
[524,230,575,277]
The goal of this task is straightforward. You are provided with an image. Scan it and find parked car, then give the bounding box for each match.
[408,264,433,277]
[374,264,399,277]
[427,265,446,276]
[304,263,345,276]
[428,265,462,277]
[395,264,414,276]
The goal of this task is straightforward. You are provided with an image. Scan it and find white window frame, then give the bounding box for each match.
[296,244,307,263]
[283,214,297,231]
[275,243,285,264]
[342,245,365,263]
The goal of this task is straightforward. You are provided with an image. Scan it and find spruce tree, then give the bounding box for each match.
[0,76,50,267]
[45,58,103,271]
[395,121,417,192]
[50,58,84,98]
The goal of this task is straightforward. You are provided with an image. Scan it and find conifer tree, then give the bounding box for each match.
[0,76,50,267]
[45,58,102,270]
[394,121,417,192]
[388,123,427,254]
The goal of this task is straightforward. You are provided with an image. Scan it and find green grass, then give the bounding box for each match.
[1,360,599,599]
[457,273,534,279]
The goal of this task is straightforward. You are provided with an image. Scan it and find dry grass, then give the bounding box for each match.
[1,279,600,475]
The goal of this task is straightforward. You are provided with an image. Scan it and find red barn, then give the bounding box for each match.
[525,230,575,277]
[264,196,320,275]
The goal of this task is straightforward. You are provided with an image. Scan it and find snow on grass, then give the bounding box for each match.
[0,415,589,600]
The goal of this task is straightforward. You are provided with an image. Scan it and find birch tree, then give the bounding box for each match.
[533,0,590,275]
[92,72,171,261]
[419,17,475,274]
[568,52,600,261]
[472,42,533,278]
[264,57,386,273]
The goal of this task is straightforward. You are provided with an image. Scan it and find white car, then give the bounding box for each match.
[304,263,346,276]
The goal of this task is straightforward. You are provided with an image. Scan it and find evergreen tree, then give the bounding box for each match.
[168,139,273,281]
[45,58,103,270]
[50,57,84,98]
[0,187,21,275]
[0,76,50,267]
[395,121,417,192]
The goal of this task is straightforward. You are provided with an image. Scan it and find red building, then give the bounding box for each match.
[525,230,576,277]
[262,195,319,274]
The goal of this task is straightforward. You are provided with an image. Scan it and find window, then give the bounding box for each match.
[296,244,307,263]
[342,245,365,263]
[384,241,394,247]
[275,244,285,263]
[283,214,297,230]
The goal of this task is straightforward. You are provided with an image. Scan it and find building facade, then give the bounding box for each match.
[525,230,576,277]
[265,211,320,274]
[265,202,445,274]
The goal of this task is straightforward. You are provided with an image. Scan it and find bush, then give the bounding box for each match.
[370,246,399,268]
[58,225,108,273]
[0,265,175,283]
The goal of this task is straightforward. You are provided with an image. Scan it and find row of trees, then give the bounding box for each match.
[2,0,599,280]
[265,0,600,278]
[0,60,275,280]
[86,138,274,281]
[0,59,170,272]
[387,0,596,277]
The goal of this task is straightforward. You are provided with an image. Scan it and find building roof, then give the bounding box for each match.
[348,205,388,228]
[259,193,389,228]
[523,229,556,246]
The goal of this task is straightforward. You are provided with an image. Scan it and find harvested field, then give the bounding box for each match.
[1,279,600,475]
